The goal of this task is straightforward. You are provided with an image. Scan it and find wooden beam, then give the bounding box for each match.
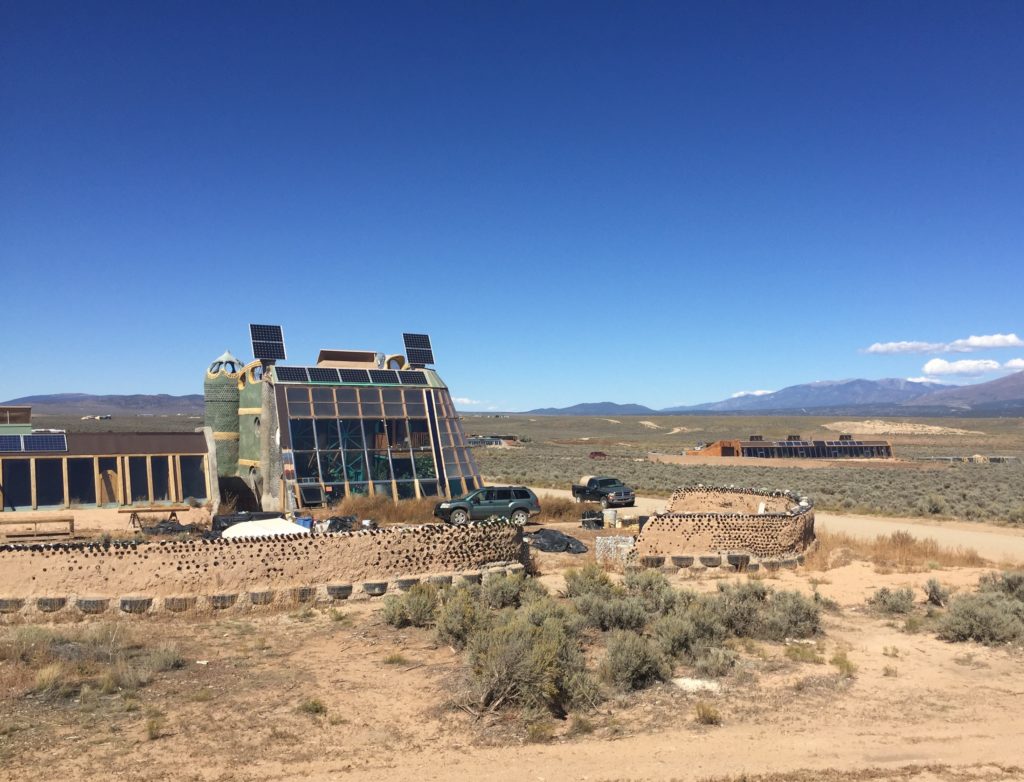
[62,457,70,508]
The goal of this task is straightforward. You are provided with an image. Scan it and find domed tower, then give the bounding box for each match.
[204,350,242,478]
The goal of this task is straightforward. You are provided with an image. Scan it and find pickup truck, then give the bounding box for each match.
[570,476,635,508]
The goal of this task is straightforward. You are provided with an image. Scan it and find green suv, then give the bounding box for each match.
[434,486,541,525]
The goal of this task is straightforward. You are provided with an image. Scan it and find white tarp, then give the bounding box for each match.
[221,517,309,539]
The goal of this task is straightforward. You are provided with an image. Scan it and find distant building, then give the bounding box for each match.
[0,406,211,513]
[206,326,482,511]
[687,433,893,459]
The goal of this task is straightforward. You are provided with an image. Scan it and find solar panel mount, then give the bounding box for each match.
[249,323,287,362]
[402,333,435,366]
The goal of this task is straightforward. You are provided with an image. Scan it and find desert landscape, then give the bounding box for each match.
[2,413,1023,782]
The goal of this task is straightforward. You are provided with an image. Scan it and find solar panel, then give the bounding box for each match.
[402,333,434,365]
[249,323,287,361]
[398,370,428,385]
[274,366,309,383]
[0,435,22,452]
[252,340,286,361]
[22,434,67,452]
[369,369,400,384]
[338,368,371,384]
[308,367,340,383]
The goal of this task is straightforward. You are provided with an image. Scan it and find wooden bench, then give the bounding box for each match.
[119,506,193,529]
[0,515,75,543]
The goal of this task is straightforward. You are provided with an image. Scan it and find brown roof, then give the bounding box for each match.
[63,432,208,456]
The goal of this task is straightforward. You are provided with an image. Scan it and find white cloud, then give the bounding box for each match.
[730,390,774,398]
[948,333,1024,352]
[1004,358,1024,370]
[906,377,943,384]
[865,333,1023,355]
[452,397,482,406]
[922,358,1002,377]
[865,341,945,355]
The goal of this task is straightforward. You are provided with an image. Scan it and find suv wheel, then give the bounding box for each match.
[450,508,469,525]
[510,509,529,525]
[600,497,610,509]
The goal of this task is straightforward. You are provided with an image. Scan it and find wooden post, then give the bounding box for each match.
[146,456,154,504]
[62,457,70,508]
[30,458,37,510]
[93,456,101,507]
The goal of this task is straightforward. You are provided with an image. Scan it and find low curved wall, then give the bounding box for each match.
[0,520,524,608]
[635,486,815,561]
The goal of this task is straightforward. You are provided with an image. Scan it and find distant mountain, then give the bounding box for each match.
[666,378,947,413]
[527,401,657,416]
[905,370,1024,412]
[3,393,204,416]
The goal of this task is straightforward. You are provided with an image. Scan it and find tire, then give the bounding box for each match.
[600,497,609,509]
[450,508,469,525]
[626,500,635,508]
[575,494,584,504]
[510,509,529,525]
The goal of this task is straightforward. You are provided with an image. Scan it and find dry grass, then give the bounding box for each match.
[309,495,439,525]
[806,530,985,572]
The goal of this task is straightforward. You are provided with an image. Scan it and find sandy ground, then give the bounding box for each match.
[531,487,1024,564]
[825,421,986,436]
[2,552,1022,782]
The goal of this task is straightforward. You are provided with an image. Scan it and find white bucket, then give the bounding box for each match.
[603,508,618,528]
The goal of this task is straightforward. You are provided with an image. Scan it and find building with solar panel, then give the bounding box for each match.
[207,326,482,511]
[0,405,212,513]
[687,434,893,459]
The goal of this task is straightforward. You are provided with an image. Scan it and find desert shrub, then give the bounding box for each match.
[524,597,584,635]
[937,593,1024,645]
[481,573,547,609]
[381,582,438,628]
[436,585,488,649]
[651,603,727,662]
[830,650,857,678]
[298,698,327,716]
[600,630,670,691]
[465,612,598,715]
[694,700,722,725]
[575,594,648,632]
[757,591,821,641]
[623,569,677,615]
[979,570,1024,602]
[867,587,916,615]
[563,563,618,600]
[924,578,951,607]
[712,582,769,636]
[693,647,735,678]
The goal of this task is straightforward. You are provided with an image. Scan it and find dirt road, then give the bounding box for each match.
[531,487,1024,564]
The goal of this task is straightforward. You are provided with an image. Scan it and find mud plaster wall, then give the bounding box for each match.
[0,521,523,599]
[635,511,815,560]
[667,487,793,515]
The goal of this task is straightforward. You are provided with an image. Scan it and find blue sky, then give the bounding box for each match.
[2,1,1021,410]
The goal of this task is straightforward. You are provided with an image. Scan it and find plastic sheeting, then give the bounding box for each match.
[221,517,309,539]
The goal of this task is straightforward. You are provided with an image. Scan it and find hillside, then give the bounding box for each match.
[2,393,205,416]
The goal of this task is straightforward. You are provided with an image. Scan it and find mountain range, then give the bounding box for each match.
[526,372,1024,416]
[2,393,204,416]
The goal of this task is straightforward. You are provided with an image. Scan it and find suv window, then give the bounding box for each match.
[493,488,512,501]
[512,489,530,500]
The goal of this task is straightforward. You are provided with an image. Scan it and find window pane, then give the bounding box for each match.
[290,419,316,450]
[294,452,320,481]
[391,453,414,480]
[409,419,431,449]
[447,478,464,497]
[319,451,345,483]
[372,480,393,499]
[418,480,438,497]
[396,481,416,500]
[344,451,368,482]
[151,456,170,501]
[67,458,96,506]
[338,419,364,449]
[312,388,336,418]
[314,419,341,450]
[363,419,388,449]
[413,452,437,479]
[388,419,410,449]
[129,457,149,503]
[348,481,369,496]
[287,387,310,403]
[359,388,382,416]
[180,456,208,501]
[1,459,31,508]
[36,459,65,507]
[367,450,392,481]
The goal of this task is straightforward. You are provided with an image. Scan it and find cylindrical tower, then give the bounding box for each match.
[204,350,242,478]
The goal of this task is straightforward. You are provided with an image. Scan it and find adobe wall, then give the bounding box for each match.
[0,520,523,606]
[635,486,815,561]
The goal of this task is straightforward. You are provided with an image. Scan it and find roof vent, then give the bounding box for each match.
[787,434,802,441]
[839,433,853,441]
[749,435,763,441]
